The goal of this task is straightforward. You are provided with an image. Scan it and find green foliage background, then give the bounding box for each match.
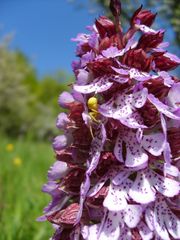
[0,37,72,140]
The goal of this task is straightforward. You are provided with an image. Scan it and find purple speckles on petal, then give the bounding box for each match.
[148,169,179,197]
[103,179,132,211]
[136,24,158,34]
[73,76,113,94]
[129,172,156,204]
[142,132,165,156]
[124,204,142,228]
[98,211,121,240]
[137,221,153,240]
[124,130,148,168]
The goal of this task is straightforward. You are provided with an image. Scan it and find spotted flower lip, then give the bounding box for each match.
[40,0,180,239]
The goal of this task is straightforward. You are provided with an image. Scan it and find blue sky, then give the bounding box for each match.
[0,0,179,77]
[0,0,102,76]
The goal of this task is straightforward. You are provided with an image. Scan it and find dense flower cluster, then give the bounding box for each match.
[39,1,180,239]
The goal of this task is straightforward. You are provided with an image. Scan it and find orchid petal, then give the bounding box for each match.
[164,163,179,177]
[164,202,180,239]
[148,170,179,197]
[113,75,129,84]
[114,133,123,162]
[118,226,132,240]
[145,207,155,231]
[148,94,180,120]
[73,77,113,94]
[129,68,151,81]
[87,124,106,175]
[167,83,180,109]
[81,224,100,240]
[132,88,148,108]
[76,69,89,85]
[124,130,148,168]
[124,204,142,228]
[129,172,156,204]
[48,161,68,181]
[99,95,132,119]
[111,67,129,75]
[103,183,128,211]
[98,211,121,240]
[104,179,132,211]
[137,24,158,34]
[58,92,74,108]
[102,46,124,58]
[164,52,180,64]
[87,174,110,197]
[154,200,171,240]
[112,171,131,186]
[138,221,154,240]
[142,133,165,156]
[77,124,106,222]
[120,112,147,129]
[158,71,174,87]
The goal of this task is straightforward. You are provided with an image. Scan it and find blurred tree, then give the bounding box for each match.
[0,37,71,140]
[0,38,34,137]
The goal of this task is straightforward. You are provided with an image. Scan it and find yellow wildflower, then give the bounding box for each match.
[6,143,14,152]
[13,157,22,167]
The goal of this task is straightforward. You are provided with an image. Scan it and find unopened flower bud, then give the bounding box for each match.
[52,135,68,151]
[58,91,74,108]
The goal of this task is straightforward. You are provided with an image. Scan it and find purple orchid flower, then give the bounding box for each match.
[40,0,180,239]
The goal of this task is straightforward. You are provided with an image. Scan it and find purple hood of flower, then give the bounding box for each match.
[40,1,180,239]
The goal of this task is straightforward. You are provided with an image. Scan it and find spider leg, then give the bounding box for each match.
[89,111,99,123]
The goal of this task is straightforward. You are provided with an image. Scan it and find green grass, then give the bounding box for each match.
[0,136,55,240]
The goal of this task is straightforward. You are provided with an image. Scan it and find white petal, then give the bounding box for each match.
[87,124,106,175]
[154,200,170,240]
[103,183,128,211]
[124,204,142,228]
[164,203,180,239]
[164,163,179,177]
[104,179,132,212]
[148,94,180,120]
[111,66,129,75]
[114,133,124,162]
[148,170,180,197]
[73,76,113,94]
[137,24,158,34]
[98,211,121,240]
[145,207,155,231]
[118,226,132,240]
[138,221,154,240]
[112,171,131,186]
[132,88,148,108]
[120,112,147,129]
[167,82,180,109]
[129,172,156,204]
[81,224,100,240]
[142,133,165,156]
[124,131,148,168]
[102,46,124,58]
[129,68,151,81]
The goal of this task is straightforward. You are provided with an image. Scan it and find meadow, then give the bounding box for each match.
[0,136,55,240]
